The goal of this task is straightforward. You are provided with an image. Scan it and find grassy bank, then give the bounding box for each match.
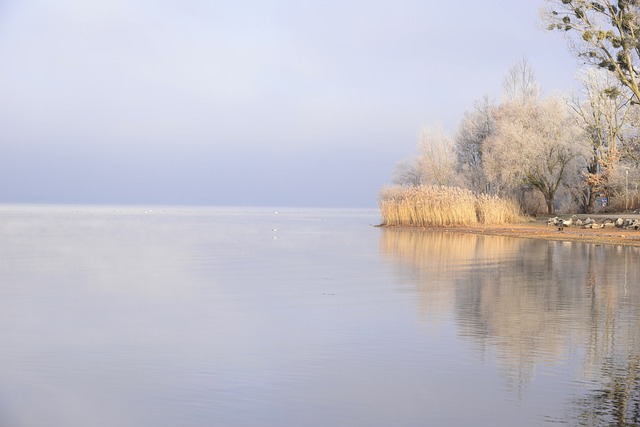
[379,185,523,227]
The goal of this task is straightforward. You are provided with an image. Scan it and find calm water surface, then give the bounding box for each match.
[0,205,639,426]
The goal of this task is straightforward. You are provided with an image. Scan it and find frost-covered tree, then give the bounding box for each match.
[569,68,632,212]
[502,56,541,102]
[455,96,495,193]
[391,157,422,187]
[392,124,459,187]
[484,95,589,215]
[416,125,459,187]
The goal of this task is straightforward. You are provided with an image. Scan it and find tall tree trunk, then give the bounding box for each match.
[543,187,556,215]
[586,188,597,214]
[546,198,555,215]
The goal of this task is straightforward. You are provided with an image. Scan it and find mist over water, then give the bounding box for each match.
[0,205,639,426]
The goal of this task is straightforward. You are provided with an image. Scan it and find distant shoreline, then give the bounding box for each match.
[380,220,640,247]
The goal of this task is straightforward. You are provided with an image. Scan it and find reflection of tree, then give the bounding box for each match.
[380,228,640,419]
[571,356,640,427]
[570,246,640,426]
[381,229,586,390]
[456,239,593,392]
[380,229,525,328]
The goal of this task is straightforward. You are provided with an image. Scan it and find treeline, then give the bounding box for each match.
[386,0,640,216]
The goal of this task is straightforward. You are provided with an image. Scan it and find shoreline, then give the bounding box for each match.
[380,220,640,247]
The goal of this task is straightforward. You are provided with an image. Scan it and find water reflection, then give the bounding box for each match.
[381,228,640,425]
[3,205,640,426]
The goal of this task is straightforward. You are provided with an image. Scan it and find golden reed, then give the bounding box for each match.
[379,185,522,226]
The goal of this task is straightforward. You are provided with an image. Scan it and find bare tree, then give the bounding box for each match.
[569,68,632,212]
[484,95,589,215]
[611,105,640,209]
[620,105,640,163]
[455,96,495,193]
[543,0,640,103]
[502,56,541,102]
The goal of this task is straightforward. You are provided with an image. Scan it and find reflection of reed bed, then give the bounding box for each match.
[379,185,522,227]
[380,227,524,267]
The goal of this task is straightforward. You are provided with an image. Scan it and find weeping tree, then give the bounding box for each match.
[543,0,640,104]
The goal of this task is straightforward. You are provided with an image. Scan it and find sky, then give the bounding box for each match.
[0,0,582,208]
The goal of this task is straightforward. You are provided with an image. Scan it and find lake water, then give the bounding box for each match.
[0,205,639,427]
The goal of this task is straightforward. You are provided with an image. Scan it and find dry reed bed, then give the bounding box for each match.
[379,185,522,227]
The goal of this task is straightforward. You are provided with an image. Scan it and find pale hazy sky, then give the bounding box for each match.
[0,0,580,207]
